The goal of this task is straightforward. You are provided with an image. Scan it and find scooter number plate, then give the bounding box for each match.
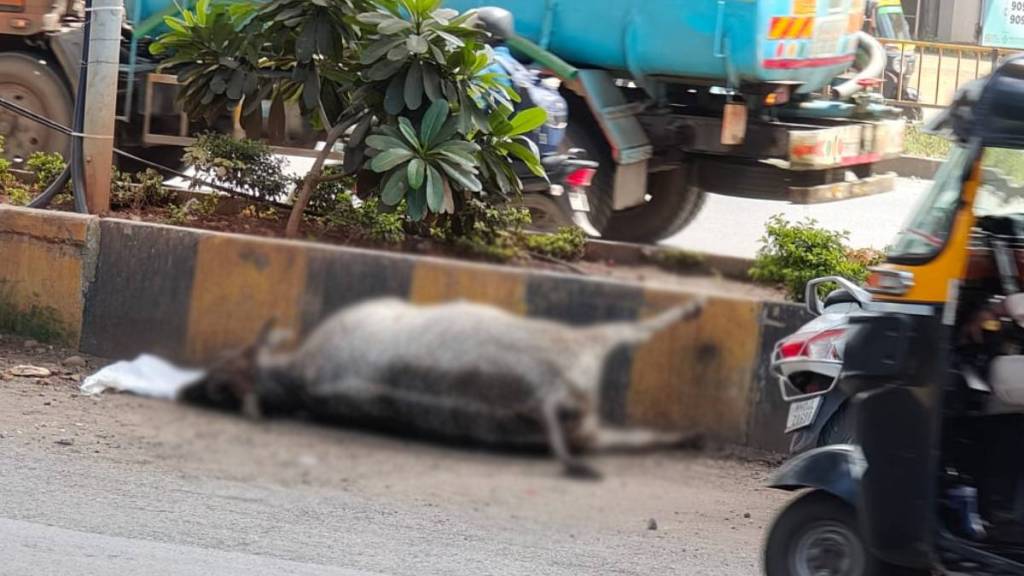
[785,397,822,433]
[568,191,590,212]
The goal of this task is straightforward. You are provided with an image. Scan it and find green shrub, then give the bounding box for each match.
[903,124,951,159]
[525,227,587,261]
[750,215,879,301]
[168,194,219,225]
[26,152,67,190]
[6,184,30,206]
[111,168,175,209]
[308,166,356,215]
[430,200,532,262]
[647,248,706,273]
[324,193,406,245]
[183,134,291,201]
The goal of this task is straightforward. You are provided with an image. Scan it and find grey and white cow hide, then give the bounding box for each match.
[181,296,705,479]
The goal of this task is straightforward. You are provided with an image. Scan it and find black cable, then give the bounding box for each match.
[27,165,71,208]
[70,0,93,214]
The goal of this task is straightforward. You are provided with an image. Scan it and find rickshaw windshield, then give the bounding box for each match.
[887,145,971,261]
[888,145,1024,261]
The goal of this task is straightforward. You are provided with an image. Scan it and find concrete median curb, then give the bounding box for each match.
[1,205,807,452]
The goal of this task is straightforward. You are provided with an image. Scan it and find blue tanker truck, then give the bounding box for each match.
[0,0,902,241]
[445,0,906,241]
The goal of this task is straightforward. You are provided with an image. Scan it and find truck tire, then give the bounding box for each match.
[0,53,73,167]
[561,95,705,243]
[601,166,706,243]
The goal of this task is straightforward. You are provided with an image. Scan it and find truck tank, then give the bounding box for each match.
[443,0,864,94]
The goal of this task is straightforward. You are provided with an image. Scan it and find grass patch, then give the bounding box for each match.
[0,284,69,344]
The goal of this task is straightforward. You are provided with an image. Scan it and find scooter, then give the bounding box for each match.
[772,282,864,455]
[486,45,600,235]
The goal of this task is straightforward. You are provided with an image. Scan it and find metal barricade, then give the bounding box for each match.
[879,39,1019,110]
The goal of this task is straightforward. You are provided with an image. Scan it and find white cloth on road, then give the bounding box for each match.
[80,354,205,400]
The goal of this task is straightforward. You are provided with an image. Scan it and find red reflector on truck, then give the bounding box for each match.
[763,54,855,69]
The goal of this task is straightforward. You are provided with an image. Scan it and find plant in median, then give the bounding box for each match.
[324,192,407,244]
[524,227,587,261]
[183,133,292,201]
[153,0,547,241]
[751,215,876,302]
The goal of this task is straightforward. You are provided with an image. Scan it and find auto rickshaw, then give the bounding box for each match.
[764,56,1024,575]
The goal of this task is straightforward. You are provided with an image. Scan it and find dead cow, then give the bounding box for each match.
[181,297,705,478]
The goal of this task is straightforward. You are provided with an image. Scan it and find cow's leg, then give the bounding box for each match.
[541,393,602,480]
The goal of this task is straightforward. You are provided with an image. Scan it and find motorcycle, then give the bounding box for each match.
[771,281,865,454]
[477,8,601,236]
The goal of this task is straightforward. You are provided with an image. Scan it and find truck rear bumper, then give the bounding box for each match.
[692,155,898,205]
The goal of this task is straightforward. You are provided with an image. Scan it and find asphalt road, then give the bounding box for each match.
[666,177,934,259]
[0,337,788,576]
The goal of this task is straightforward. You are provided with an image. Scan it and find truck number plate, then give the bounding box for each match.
[785,397,823,433]
[810,17,845,57]
[568,191,590,212]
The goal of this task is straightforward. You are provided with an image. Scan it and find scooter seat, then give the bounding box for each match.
[988,355,1024,408]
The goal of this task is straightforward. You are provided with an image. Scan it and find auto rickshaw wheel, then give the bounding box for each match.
[766,491,871,576]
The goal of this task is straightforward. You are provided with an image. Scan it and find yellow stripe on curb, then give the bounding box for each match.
[185,234,308,362]
[628,289,762,443]
[0,207,95,345]
[409,260,528,315]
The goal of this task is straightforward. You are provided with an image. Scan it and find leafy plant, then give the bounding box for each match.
[183,133,292,201]
[5,184,30,206]
[524,227,586,261]
[429,198,531,261]
[26,152,67,190]
[111,168,176,210]
[325,192,406,244]
[154,0,547,239]
[750,215,876,302]
[646,248,707,273]
[167,194,220,225]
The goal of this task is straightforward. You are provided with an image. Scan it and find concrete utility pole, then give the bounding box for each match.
[82,0,122,214]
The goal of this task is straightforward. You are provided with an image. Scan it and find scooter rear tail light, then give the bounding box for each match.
[778,327,847,361]
[565,168,596,188]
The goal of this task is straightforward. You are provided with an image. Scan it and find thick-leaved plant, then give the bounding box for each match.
[152,0,547,237]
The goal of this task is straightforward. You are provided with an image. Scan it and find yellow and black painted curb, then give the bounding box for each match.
[1,206,808,451]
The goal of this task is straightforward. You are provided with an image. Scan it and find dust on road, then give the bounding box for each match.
[0,334,788,576]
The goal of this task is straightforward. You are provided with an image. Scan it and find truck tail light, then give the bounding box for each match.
[564,167,596,188]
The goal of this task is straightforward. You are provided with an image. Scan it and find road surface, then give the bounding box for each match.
[667,177,934,259]
[0,336,788,576]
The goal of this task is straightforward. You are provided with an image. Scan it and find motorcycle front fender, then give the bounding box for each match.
[768,444,864,507]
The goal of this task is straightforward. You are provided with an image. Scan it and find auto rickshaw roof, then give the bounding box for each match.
[926,56,1024,150]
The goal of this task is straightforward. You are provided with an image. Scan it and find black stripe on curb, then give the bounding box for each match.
[525,275,645,426]
[302,247,415,336]
[81,220,200,362]
[745,301,812,453]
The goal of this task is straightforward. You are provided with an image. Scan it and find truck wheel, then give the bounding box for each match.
[601,166,706,243]
[561,95,705,243]
[0,53,72,167]
[765,491,924,576]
